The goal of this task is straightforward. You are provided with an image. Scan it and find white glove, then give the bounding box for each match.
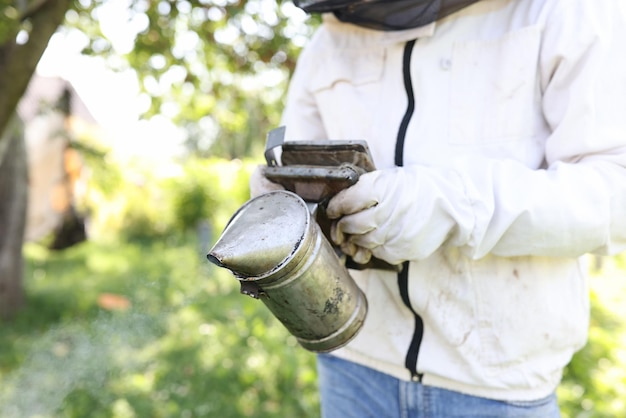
[326,166,473,265]
[249,164,285,199]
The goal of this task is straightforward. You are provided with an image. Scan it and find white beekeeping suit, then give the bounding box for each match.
[258,0,626,408]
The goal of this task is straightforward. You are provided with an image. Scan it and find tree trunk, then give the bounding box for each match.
[0,118,28,320]
[0,0,71,320]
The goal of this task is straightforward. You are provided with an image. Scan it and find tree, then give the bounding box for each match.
[0,0,316,318]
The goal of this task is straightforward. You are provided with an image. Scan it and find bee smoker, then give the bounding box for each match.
[207,190,367,352]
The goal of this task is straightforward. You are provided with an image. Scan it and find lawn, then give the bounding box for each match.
[0,237,319,418]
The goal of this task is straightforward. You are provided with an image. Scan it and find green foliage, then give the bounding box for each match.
[90,166,174,242]
[559,256,626,417]
[167,157,253,232]
[0,1,21,44]
[80,155,256,242]
[66,0,320,159]
[171,179,214,231]
[71,139,122,199]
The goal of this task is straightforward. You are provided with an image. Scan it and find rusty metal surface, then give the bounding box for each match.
[264,164,360,203]
[280,140,376,172]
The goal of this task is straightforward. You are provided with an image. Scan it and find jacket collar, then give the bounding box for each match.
[322,13,436,46]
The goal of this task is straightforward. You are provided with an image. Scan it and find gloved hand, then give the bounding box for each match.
[249,164,285,199]
[326,166,473,265]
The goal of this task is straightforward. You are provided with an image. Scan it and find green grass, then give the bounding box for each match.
[0,237,319,418]
[1,238,625,417]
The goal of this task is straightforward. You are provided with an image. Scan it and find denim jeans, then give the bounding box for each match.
[317,354,561,418]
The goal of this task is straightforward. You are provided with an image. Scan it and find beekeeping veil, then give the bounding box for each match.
[293,0,481,31]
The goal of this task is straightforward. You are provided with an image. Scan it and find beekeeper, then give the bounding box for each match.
[251,1,626,416]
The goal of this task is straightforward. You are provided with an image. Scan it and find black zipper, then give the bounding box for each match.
[395,39,424,383]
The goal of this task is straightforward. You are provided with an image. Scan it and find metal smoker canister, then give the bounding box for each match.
[207,190,367,352]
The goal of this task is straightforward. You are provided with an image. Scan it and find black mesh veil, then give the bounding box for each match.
[293,0,481,31]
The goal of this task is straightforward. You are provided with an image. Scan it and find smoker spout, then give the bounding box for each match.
[206,252,225,269]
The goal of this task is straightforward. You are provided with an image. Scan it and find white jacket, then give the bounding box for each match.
[280,0,626,401]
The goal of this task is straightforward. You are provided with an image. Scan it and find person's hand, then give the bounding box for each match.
[249,165,285,198]
[326,166,468,265]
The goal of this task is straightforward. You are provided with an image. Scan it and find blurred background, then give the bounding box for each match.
[0,1,624,417]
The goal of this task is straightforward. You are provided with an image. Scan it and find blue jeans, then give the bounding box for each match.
[317,354,561,418]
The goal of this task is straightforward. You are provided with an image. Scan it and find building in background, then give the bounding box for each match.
[18,74,97,249]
